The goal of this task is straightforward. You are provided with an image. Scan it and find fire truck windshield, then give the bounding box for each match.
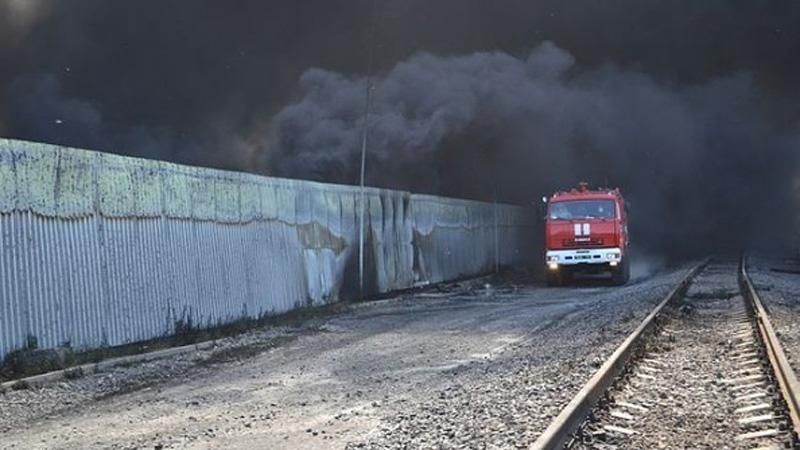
[549,200,616,220]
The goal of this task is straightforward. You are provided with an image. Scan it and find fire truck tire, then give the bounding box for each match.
[546,268,573,287]
[612,258,630,285]
[546,272,562,287]
[562,269,574,285]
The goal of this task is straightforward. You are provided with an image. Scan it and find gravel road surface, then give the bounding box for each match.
[0,265,690,450]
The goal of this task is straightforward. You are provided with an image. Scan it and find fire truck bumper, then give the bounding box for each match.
[546,248,622,269]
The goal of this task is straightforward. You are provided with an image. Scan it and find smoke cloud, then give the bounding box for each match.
[271,42,799,257]
[2,0,50,35]
[1,1,799,259]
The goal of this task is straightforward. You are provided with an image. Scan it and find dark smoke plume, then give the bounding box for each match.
[2,1,800,258]
[270,43,799,258]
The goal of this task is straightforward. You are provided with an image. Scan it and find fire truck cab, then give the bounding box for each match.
[544,182,630,286]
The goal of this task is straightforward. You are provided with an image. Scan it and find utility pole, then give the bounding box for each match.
[359,0,376,301]
[358,78,372,301]
[494,187,499,274]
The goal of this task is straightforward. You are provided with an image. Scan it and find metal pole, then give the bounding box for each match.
[494,195,499,273]
[359,0,376,301]
[358,82,372,300]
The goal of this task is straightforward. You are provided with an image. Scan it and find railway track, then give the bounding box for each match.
[532,258,800,450]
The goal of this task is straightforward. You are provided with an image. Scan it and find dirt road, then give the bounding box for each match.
[1,267,690,449]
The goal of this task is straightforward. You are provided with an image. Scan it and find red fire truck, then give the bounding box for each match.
[543,182,630,286]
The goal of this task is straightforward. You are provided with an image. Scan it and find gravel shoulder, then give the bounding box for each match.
[0,265,690,450]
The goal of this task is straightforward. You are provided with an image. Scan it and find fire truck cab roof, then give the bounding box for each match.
[549,182,624,203]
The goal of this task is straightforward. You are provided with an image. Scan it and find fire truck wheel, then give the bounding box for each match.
[562,268,574,285]
[546,271,563,287]
[546,268,573,286]
[612,258,631,285]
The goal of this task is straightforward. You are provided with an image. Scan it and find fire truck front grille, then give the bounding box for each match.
[563,238,605,247]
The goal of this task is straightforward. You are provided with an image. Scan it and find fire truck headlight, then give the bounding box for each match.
[609,261,619,267]
[548,263,559,270]
[547,255,559,263]
[607,252,621,261]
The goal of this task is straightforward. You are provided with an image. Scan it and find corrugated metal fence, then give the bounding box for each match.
[0,139,538,360]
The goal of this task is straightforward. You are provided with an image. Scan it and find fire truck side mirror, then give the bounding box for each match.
[537,197,548,221]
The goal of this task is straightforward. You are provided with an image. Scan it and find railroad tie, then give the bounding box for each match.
[737,413,776,425]
[735,404,772,415]
[609,410,634,421]
[732,366,763,375]
[734,392,768,402]
[736,359,761,367]
[615,401,648,412]
[734,429,781,441]
[603,425,637,436]
[731,381,767,391]
[640,358,666,367]
[723,374,765,384]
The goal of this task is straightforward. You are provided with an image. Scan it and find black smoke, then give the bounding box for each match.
[270,44,799,258]
[2,1,800,258]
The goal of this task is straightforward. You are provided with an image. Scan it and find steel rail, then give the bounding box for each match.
[529,260,708,450]
[740,255,800,443]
